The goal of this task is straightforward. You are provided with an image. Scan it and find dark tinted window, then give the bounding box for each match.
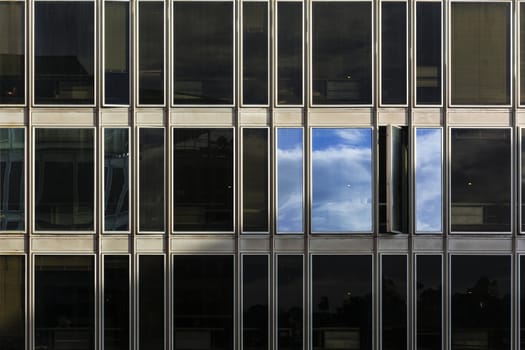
[173,128,234,232]
[0,255,25,350]
[312,2,372,105]
[34,2,94,104]
[522,5,525,105]
[173,255,234,350]
[105,2,129,105]
[0,2,24,104]
[277,255,303,350]
[243,255,268,350]
[520,256,525,349]
[0,128,24,231]
[139,256,164,350]
[35,128,94,231]
[104,256,129,350]
[173,2,233,105]
[381,255,407,350]
[522,130,525,232]
[416,255,442,350]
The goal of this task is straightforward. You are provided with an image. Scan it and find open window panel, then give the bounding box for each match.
[379,125,409,233]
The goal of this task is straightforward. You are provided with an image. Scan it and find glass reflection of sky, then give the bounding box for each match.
[277,128,303,233]
[415,128,442,232]
[312,128,372,232]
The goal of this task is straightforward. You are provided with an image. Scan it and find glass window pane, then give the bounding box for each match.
[522,5,525,105]
[415,128,442,233]
[416,255,442,350]
[243,2,268,105]
[381,2,406,105]
[277,128,303,234]
[388,126,409,233]
[451,255,511,350]
[0,2,24,105]
[35,128,94,231]
[0,256,25,350]
[277,255,303,350]
[104,129,129,232]
[34,2,94,105]
[243,128,268,232]
[522,129,525,232]
[277,2,302,105]
[173,2,233,105]
[450,129,511,232]
[105,2,129,105]
[381,255,407,350]
[242,255,268,350]
[416,2,441,105]
[139,255,164,350]
[0,128,24,231]
[173,128,234,232]
[139,2,164,105]
[139,128,164,232]
[312,128,372,232]
[104,256,129,350]
[312,255,372,350]
[312,2,372,105]
[451,3,510,105]
[520,256,525,349]
[173,255,234,350]
[35,256,94,350]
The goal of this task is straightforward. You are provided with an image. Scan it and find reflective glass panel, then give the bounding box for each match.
[522,5,525,105]
[451,3,510,105]
[277,2,302,105]
[381,2,406,105]
[415,128,442,233]
[416,255,442,350]
[243,128,268,232]
[277,255,303,350]
[34,2,94,105]
[173,255,234,350]
[173,2,233,105]
[521,256,525,349]
[277,128,303,233]
[139,256,164,350]
[451,255,511,350]
[0,256,24,350]
[0,3,24,105]
[243,2,268,105]
[312,255,373,350]
[311,128,372,232]
[139,2,164,105]
[104,256,129,350]
[173,128,234,232]
[522,130,525,232]
[104,129,129,232]
[389,126,409,233]
[0,128,24,231]
[105,2,129,105]
[312,2,372,105]
[381,255,407,350]
[35,128,94,231]
[35,256,94,350]
[450,129,511,232]
[242,255,268,350]
[416,2,441,105]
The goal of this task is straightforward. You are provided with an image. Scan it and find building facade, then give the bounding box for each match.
[0,0,523,349]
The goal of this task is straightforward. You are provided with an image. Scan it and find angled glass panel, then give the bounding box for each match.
[173,2,233,105]
[277,255,303,350]
[34,128,94,231]
[312,128,372,232]
[381,255,407,350]
[104,129,129,232]
[451,255,511,350]
[0,128,24,231]
[277,2,302,105]
[415,128,442,233]
[104,256,129,350]
[0,2,24,105]
[139,128,164,232]
[173,128,234,232]
[416,255,442,350]
[243,128,268,232]
[139,2,164,105]
[0,256,25,350]
[451,3,510,105]
[312,2,372,105]
[312,255,373,350]
[105,2,129,105]
[277,128,303,234]
[173,255,234,350]
[35,255,94,350]
[388,126,408,233]
[34,2,94,105]
[450,129,511,232]
[416,2,441,105]
[139,255,164,350]
[381,2,407,105]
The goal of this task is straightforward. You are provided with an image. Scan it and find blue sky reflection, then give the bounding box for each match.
[312,128,372,232]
